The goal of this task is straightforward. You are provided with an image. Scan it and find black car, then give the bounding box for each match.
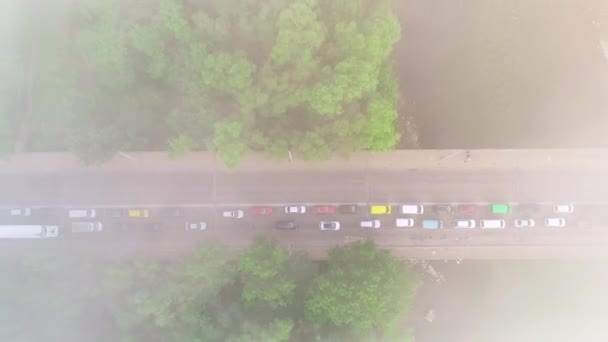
[338,204,357,214]
[433,205,453,214]
[276,221,297,229]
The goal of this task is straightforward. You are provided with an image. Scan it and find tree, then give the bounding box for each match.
[237,237,295,308]
[212,121,248,168]
[306,240,420,331]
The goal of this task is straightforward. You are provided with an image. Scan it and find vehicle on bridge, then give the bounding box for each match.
[186,222,207,230]
[422,220,442,230]
[128,209,150,218]
[360,219,381,229]
[276,221,297,230]
[0,225,59,239]
[401,204,424,214]
[553,204,574,213]
[480,219,506,229]
[514,219,535,228]
[453,219,476,229]
[312,206,336,214]
[320,221,340,231]
[285,205,306,214]
[491,204,510,214]
[222,210,244,218]
[338,204,358,214]
[395,218,414,227]
[71,222,103,233]
[251,207,272,216]
[545,218,566,227]
[68,208,96,218]
[370,205,392,215]
[9,208,32,216]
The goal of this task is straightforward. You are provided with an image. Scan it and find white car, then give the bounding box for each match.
[68,208,96,218]
[401,204,424,214]
[553,204,574,213]
[320,221,340,231]
[545,218,566,227]
[514,219,535,228]
[10,208,32,216]
[453,219,476,229]
[222,210,244,218]
[360,219,381,229]
[186,222,207,230]
[285,205,306,214]
[395,218,414,227]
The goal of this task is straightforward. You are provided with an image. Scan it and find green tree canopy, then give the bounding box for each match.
[306,240,420,331]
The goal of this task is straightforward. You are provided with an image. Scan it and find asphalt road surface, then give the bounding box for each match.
[2,167,608,259]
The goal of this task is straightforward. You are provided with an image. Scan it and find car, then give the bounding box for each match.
[320,221,340,231]
[514,219,535,228]
[457,205,481,215]
[422,220,443,230]
[553,204,574,213]
[312,206,336,214]
[338,204,358,214]
[545,217,566,227]
[128,209,150,218]
[491,204,511,214]
[71,222,103,233]
[395,218,414,227]
[401,204,424,214]
[145,222,163,232]
[360,219,381,229]
[106,208,127,218]
[68,208,97,218]
[185,222,207,230]
[276,221,297,229]
[433,205,452,214]
[453,219,476,228]
[480,219,506,229]
[285,205,306,214]
[519,203,542,214]
[251,207,273,216]
[370,205,392,215]
[159,208,182,217]
[222,210,244,218]
[9,208,32,216]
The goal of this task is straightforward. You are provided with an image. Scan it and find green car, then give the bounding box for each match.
[492,204,510,214]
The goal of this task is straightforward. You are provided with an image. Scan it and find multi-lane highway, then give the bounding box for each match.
[1,150,608,259]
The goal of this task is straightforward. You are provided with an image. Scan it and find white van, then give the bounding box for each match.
[401,205,424,214]
[68,209,96,218]
[480,219,506,229]
[0,225,59,238]
[71,222,103,233]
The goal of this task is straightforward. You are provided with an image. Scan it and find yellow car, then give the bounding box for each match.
[370,205,392,215]
[128,209,150,218]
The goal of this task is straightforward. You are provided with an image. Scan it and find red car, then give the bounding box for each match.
[313,206,336,214]
[251,207,272,216]
[457,205,481,215]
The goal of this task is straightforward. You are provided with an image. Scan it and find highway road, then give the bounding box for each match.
[0,169,606,206]
[2,155,608,259]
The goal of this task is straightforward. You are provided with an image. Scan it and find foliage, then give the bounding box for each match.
[306,240,421,331]
[237,237,295,308]
[3,0,404,165]
[0,237,419,342]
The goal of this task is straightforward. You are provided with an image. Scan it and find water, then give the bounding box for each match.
[394,0,608,148]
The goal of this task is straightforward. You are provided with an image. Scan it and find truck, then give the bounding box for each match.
[0,225,60,239]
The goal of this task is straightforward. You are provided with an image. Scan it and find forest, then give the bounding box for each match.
[0,0,402,166]
[0,239,420,342]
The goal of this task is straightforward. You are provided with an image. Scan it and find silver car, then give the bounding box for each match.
[360,219,381,229]
[186,222,207,230]
[514,219,535,228]
[320,221,340,231]
[222,210,244,218]
[285,205,306,214]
